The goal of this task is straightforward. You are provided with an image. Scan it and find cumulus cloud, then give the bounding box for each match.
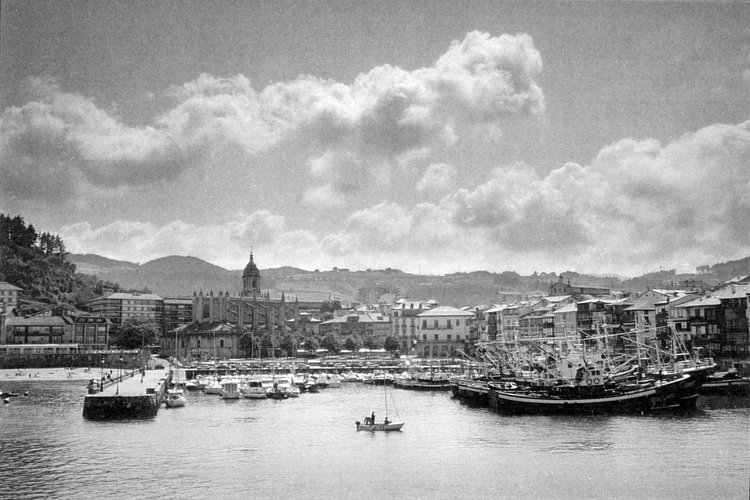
[310,121,750,275]
[0,31,544,208]
[56,120,749,276]
[417,163,457,196]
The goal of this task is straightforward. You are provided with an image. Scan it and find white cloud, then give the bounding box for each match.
[417,163,457,196]
[0,31,545,210]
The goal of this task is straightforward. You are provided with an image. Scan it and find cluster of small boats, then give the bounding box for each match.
[165,372,351,407]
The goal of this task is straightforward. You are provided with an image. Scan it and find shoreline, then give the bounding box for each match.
[1,367,114,382]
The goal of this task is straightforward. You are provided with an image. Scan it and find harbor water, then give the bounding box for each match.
[0,379,748,500]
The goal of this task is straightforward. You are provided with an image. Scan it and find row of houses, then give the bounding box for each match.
[2,262,749,361]
[483,277,750,357]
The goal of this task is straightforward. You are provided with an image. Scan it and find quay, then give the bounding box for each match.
[82,366,171,420]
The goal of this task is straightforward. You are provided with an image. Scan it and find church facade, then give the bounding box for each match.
[168,253,302,360]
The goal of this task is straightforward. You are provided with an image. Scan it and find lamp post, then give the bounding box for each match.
[100,357,105,392]
[116,356,123,395]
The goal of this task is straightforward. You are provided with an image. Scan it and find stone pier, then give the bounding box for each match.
[82,366,171,420]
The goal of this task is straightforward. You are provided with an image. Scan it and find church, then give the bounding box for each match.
[170,253,302,360]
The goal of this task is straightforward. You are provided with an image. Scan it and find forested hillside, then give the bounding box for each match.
[0,214,130,313]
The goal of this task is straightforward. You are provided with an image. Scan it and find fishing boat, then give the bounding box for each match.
[488,372,695,415]
[356,376,404,431]
[698,369,750,396]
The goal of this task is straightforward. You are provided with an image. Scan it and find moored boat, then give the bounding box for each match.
[165,388,186,408]
[488,373,695,415]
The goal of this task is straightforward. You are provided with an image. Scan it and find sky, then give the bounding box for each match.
[1,0,749,277]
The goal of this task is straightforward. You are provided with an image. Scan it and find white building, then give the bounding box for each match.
[417,306,475,358]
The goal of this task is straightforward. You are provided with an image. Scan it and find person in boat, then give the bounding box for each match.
[384,417,390,425]
[371,411,375,425]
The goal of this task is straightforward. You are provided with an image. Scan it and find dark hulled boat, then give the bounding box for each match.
[488,374,696,415]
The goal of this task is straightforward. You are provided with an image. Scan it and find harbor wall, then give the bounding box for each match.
[0,351,162,370]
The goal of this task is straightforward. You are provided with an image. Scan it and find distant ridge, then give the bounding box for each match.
[66,253,749,307]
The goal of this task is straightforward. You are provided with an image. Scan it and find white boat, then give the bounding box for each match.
[242,379,268,399]
[356,375,404,432]
[327,374,342,388]
[220,380,241,399]
[204,378,222,395]
[165,388,186,408]
[165,339,187,408]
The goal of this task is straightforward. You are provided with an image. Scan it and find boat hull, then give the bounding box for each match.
[488,375,696,415]
[356,421,404,431]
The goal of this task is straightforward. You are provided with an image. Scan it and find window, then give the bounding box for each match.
[447,319,452,329]
[434,320,439,329]
[456,319,460,326]
[447,334,452,340]
[422,334,427,340]
[434,334,438,340]
[422,320,427,328]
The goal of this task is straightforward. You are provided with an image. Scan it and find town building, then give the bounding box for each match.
[390,299,438,355]
[87,292,164,330]
[0,282,22,312]
[166,253,314,360]
[3,315,71,344]
[416,306,475,358]
[552,303,578,339]
[319,310,391,340]
[549,276,610,297]
[161,297,193,336]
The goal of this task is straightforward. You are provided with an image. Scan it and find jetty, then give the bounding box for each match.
[82,366,171,420]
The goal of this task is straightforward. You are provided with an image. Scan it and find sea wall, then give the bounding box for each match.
[0,352,157,370]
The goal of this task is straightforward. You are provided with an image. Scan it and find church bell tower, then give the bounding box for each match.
[242,251,261,296]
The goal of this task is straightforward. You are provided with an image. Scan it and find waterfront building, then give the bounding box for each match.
[319,310,391,341]
[484,304,507,341]
[161,297,193,335]
[390,299,438,355]
[518,307,555,339]
[495,301,532,342]
[710,282,750,356]
[669,295,721,353]
[87,292,164,330]
[71,316,111,350]
[416,306,475,358]
[576,297,634,338]
[552,303,578,339]
[3,315,71,344]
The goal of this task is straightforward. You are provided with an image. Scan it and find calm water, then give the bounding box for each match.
[0,379,748,500]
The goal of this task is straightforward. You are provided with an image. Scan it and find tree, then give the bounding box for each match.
[344,335,362,352]
[363,335,383,350]
[116,317,159,349]
[383,336,400,352]
[239,333,260,358]
[279,332,297,357]
[320,332,341,353]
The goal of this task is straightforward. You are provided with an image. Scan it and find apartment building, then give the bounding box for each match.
[417,306,475,358]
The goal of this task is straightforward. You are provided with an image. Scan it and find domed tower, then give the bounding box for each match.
[242,252,261,296]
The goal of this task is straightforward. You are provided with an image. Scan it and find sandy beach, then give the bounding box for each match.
[1,367,113,381]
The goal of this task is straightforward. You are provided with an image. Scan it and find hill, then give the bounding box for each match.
[66,253,750,307]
